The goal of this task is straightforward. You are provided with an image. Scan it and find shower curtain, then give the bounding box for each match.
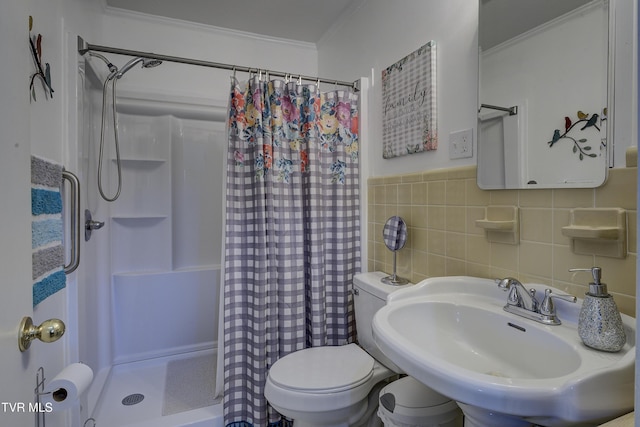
[223,76,360,427]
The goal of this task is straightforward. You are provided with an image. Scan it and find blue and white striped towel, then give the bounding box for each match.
[31,155,66,307]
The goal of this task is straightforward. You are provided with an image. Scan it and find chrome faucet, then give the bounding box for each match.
[497,278,539,312]
[496,278,576,325]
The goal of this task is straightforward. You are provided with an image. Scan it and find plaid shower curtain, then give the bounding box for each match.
[223,77,361,427]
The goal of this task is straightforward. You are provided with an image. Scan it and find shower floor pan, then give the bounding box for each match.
[92,349,223,427]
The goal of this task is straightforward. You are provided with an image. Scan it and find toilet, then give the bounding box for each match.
[264,271,434,427]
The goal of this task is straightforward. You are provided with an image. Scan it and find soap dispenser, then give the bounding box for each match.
[570,267,626,352]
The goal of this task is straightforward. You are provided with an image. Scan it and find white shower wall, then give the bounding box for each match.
[110,113,225,364]
[107,114,225,273]
[78,59,228,420]
[172,119,224,270]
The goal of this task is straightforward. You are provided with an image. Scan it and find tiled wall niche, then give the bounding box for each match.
[367,164,637,316]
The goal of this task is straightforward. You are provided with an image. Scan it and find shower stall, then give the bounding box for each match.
[72,36,361,427]
[75,55,227,427]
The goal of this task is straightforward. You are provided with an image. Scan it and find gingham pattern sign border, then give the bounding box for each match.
[382,41,437,158]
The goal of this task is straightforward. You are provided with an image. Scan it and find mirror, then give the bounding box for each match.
[382,216,407,251]
[381,216,409,285]
[478,0,610,189]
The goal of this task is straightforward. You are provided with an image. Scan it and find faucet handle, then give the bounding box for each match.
[506,285,520,306]
[540,289,577,316]
[529,288,539,311]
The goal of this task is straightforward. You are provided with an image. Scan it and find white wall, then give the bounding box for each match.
[610,0,638,167]
[97,8,319,105]
[317,0,479,177]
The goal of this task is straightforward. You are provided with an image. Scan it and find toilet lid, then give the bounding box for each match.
[268,344,374,393]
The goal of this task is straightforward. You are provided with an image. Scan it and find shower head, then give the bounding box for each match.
[143,58,163,68]
[115,57,163,79]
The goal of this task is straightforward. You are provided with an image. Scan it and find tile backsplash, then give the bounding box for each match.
[367,164,637,316]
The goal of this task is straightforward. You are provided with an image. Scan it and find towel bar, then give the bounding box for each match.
[62,170,80,274]
[479,103,518,116]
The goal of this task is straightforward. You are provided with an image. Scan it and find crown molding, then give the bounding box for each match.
[102,4,318,50]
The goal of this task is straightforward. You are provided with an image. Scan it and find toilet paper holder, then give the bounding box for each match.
[33,366,67,427]
[35,367,46,427]
[34,362,94,419]
[19,316,65,352]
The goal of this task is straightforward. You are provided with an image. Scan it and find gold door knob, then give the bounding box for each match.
[18,316,65,352]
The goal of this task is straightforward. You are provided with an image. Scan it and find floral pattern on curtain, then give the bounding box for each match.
[223,77,361,427]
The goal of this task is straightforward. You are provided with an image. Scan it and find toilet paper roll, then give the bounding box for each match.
[41,363,93,411]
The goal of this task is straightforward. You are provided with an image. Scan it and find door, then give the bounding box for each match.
[0,0,38,425]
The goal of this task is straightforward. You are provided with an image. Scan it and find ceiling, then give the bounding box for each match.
[105,0,595,47]
[104,0,358,43]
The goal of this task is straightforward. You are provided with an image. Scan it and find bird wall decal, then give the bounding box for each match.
[28,16,54,101]
[547,110,601,160]
[580,113,599,131]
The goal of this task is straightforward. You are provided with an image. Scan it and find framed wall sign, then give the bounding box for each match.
[382,41,437,159]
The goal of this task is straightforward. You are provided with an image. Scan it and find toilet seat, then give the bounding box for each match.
[268,343,375,393]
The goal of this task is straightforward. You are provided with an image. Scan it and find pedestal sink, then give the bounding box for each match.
[372,276,635,427]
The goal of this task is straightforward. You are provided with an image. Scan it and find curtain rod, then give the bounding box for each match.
[77,36,359,91]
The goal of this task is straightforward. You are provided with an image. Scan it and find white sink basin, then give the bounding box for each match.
[372,276,635,427]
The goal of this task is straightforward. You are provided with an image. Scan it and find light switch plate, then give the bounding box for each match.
[449,129,473,159]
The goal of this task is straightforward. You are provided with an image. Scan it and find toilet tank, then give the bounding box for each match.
[353,271,412,371]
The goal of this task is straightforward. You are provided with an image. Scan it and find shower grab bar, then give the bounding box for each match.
[62,170,80,274]
[479,103,518,116]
